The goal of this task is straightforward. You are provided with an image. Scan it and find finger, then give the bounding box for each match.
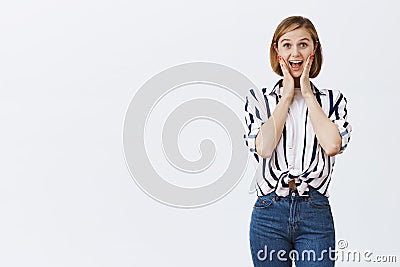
[302,54,314,78]
[278,56,291,77]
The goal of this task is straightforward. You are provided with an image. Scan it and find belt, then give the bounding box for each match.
[288,180,300,197]
[288,179,297,190]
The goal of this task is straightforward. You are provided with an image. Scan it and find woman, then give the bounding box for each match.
[244,16,352,266]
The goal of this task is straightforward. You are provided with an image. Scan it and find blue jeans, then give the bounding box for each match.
[249,187,335,266]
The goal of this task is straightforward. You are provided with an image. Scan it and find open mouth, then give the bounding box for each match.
[289,60,303,69]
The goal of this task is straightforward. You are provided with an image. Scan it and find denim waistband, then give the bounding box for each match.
[258,186,326,202]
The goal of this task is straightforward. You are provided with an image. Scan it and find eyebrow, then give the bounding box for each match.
[280,37,311,43]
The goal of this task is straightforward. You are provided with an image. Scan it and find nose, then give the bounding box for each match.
[291,46,300,56]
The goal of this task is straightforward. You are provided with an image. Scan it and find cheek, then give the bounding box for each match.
[304,47,315,56]
[279,53,291,62]
[281,51,290,56]
[277,49,289,57]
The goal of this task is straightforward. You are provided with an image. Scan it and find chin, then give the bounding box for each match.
[290,71,302,78]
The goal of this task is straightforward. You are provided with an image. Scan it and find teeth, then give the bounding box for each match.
[289,60,302,63]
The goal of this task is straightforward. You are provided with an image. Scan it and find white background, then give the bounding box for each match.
[1,0,399,266]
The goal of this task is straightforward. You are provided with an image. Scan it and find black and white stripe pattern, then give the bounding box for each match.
[244,80,352,197]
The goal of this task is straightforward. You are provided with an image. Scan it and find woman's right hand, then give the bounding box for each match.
[278,56,294,103]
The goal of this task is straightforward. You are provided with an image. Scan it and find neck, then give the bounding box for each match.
[294,78,300,88]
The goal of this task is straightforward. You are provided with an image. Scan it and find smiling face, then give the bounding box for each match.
[275,27,316,78]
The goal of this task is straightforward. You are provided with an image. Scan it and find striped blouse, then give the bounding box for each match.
[243,79,352,197]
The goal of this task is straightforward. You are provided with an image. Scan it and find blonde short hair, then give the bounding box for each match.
[270,16,322,78]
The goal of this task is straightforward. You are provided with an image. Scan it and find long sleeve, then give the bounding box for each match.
[328,91,352,154]
[243,88,271,162]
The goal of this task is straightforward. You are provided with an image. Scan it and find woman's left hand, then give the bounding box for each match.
[300,54,314,98]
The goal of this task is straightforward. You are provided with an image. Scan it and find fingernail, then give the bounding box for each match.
[310,54,315,60]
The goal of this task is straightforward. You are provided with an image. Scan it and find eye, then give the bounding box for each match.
[282,43,291,49]
[299,42,308,48]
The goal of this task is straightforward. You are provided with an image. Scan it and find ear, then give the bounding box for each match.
[313,41,319,53]
[273,42,279,54]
